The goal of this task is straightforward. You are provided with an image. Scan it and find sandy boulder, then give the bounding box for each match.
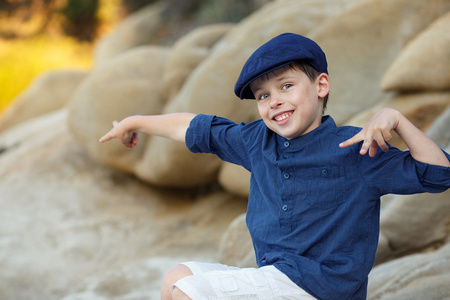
[0,110,247,300]
[381,12,450,92]
[93,2,166,67]
[376,188,450,265]
[0,70,87,132]
[218,162,251,197]
[310,0,450,124]
[368,244,450,300]
[218,213,255,268]
[68,46,169,173]
[161,23,234,102]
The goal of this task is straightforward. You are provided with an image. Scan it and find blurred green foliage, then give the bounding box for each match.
[61,0,99,41]
[121,0,158,13]
[61,0,99,22]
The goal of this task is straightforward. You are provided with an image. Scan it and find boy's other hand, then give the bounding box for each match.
[99,120,139,148]
[339,108,400,157]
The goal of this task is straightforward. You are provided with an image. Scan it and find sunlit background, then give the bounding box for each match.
[0,0,122,114]
[0,0,261,114]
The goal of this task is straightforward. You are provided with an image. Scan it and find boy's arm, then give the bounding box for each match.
[99,113,197,148]
[339,108,450,167]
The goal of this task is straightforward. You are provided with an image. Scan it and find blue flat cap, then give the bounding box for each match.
[234,33,328,99]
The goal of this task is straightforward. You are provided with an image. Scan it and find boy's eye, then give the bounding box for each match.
[259,93,269,100]
[282,84,292,90]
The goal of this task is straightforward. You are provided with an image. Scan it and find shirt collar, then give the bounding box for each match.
[276,115,336,152]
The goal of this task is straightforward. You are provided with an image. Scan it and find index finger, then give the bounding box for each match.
[99,131,114,143]
[339,132,363,149]
[99,121,119,143]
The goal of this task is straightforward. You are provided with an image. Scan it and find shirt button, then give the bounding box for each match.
[321,169,328,175]
[282,205,288,211]
[284,141,290,148]
[283,173,290,179]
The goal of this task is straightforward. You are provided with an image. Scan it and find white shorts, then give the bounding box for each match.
[172,261,317,300]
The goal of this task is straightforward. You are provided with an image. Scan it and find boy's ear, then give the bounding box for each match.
[317,73,330,98]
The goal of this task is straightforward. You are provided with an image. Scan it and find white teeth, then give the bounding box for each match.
[274,112,292,121]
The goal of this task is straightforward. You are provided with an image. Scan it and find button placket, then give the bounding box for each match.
[278,139,294,227]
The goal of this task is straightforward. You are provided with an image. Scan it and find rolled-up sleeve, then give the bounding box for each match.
[415,150,450,192]
[185,114,251,170]
[359,146,450,196]
[185,114,215,154]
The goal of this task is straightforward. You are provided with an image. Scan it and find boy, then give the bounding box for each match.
[99,33,450,300]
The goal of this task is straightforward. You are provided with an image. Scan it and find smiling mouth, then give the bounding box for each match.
[273,111,293,122]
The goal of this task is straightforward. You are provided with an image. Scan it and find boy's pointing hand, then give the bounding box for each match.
[99,120,139,148]
[339,108,400,157]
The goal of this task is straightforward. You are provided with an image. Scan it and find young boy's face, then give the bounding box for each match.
[250,66,329,140]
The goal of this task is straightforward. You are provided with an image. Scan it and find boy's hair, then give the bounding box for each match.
[291,60,329,114]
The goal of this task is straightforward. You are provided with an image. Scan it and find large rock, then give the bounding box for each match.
[376,188,450,265]
[218,162,251,197]
[0,70,87,132]
[426,106,450,148]
[310,0,450,124]
[0,110,247,300]
[68,46,169,173]
[93,2,166,67]
[218,213,256,268]
[160,23,234,102]
[368,243,450,300]
[381,12,450,92]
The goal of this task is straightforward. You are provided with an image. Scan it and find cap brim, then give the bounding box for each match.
[239,60,295,100]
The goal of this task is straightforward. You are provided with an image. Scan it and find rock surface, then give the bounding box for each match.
[1,0,449,299]
[0,110,247,299]
[93,2,167,67]
[68,46,169,174]
[0,70,87,131]
[310,0,450,125]
[368,243,450,300]
[381,12,450,92]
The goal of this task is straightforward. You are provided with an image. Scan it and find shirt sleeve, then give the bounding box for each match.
[185,114,251,170]
[360,145,450,196]
[415,150,450,190]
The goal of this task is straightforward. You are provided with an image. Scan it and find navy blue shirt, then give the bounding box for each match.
[186,114,450,300]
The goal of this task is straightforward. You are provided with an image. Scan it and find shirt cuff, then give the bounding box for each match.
[185,114,215,154]
[415,149,450,191]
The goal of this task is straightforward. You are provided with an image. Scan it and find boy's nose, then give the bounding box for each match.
[270,95,283,108]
